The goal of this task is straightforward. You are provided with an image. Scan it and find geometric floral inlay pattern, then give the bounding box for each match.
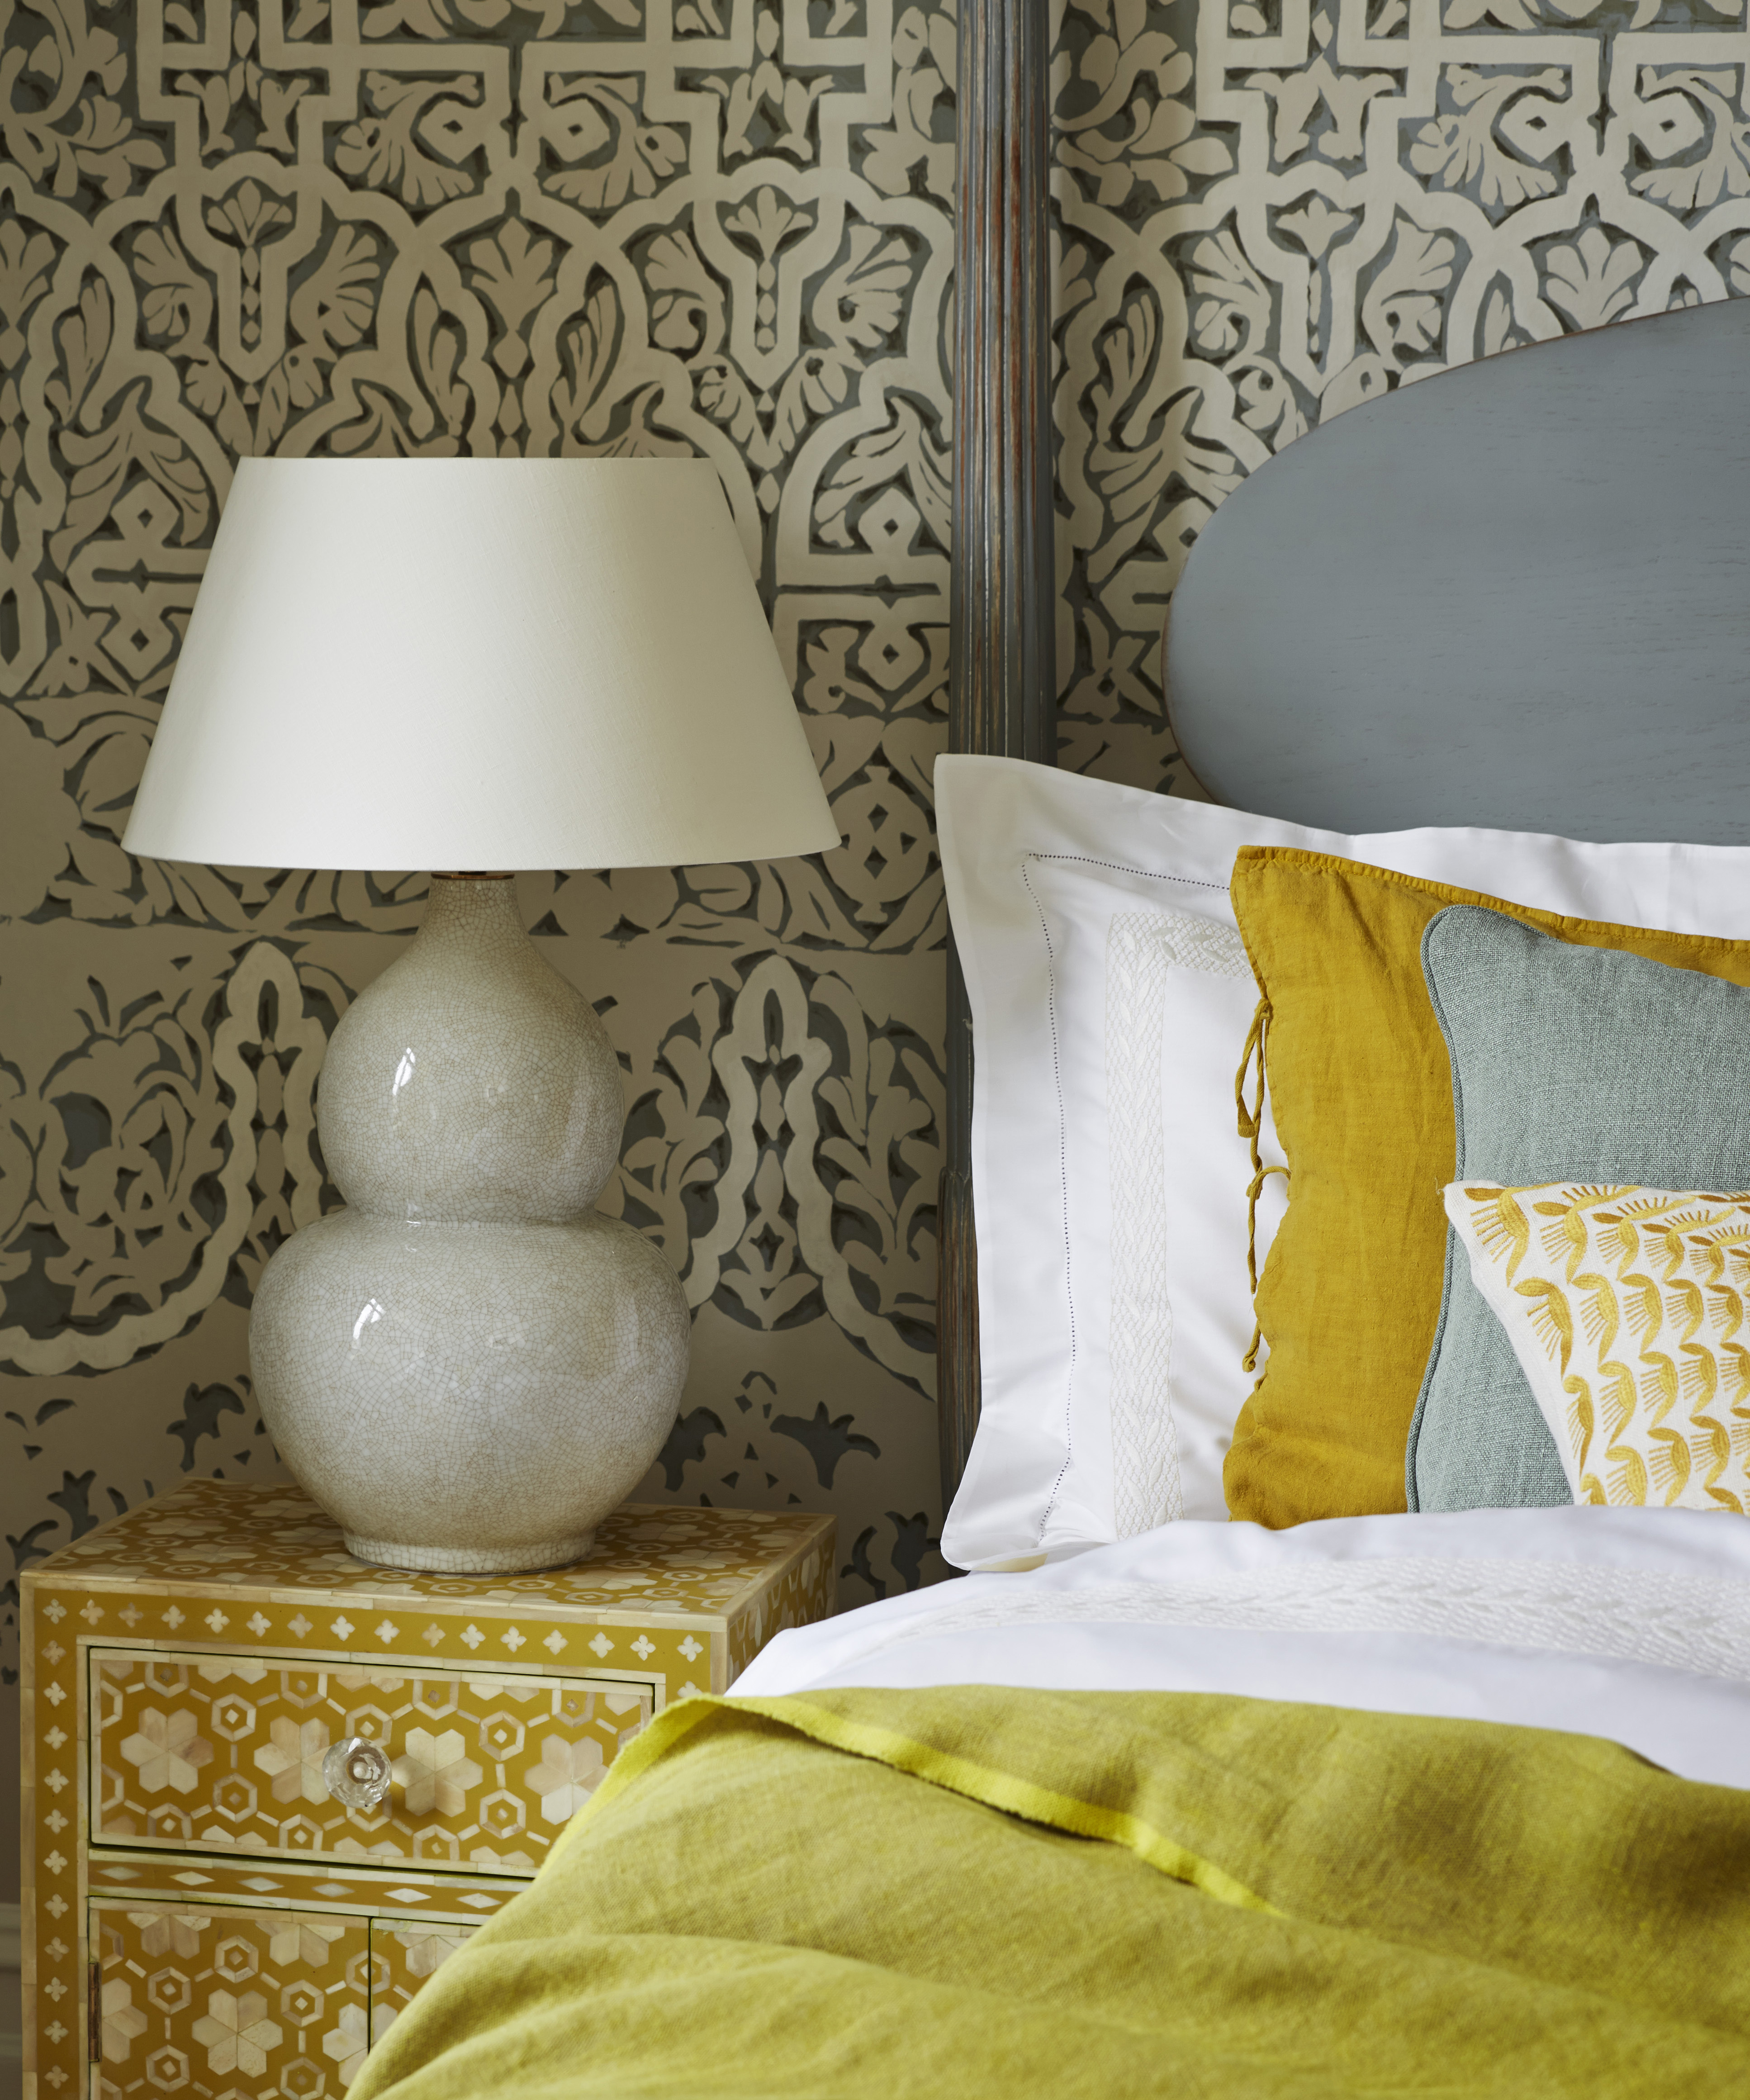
[368,1926,477,2052]
[92,1900,370,2098]
[95,1653,651,1875]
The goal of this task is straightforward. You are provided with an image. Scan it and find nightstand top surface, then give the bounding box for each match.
[26,1478,834,1619]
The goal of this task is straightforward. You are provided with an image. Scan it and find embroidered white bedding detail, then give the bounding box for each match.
[855,1559,1750,1684]
[738,1503,1750,1792]
[1105,911,1253,1536]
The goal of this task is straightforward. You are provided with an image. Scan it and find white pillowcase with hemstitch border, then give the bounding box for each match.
[934,755,1750,1573]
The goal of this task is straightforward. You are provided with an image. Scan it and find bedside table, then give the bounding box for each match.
[20,1479,835,2098]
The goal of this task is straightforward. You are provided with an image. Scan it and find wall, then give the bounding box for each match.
[4,0,1746,1910]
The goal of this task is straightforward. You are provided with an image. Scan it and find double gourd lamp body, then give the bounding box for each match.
[122,458,839,1573]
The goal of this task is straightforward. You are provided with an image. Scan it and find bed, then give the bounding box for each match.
[348,8,1750,2090]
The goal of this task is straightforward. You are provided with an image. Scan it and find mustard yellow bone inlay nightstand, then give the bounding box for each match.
[20,1479,836,2098]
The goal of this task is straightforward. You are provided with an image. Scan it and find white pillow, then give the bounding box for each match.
[935,756,1750,1571]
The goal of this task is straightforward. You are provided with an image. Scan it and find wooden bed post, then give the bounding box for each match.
[940,0,1057,1516]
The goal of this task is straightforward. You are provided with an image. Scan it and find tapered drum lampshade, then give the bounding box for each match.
[123,458,839,1575]
[125,457,837,871]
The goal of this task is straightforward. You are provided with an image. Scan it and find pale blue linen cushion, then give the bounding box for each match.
[1407,904,1750,1512]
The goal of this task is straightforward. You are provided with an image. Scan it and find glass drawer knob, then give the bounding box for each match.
[323,1736,391,1810]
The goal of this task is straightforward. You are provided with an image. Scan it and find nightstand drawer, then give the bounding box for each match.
[92,1650,652,1876]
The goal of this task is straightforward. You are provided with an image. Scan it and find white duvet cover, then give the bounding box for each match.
[735,1505,1750,1791]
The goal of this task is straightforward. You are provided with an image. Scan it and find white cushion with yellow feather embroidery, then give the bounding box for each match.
[1446,1181,1750,1513]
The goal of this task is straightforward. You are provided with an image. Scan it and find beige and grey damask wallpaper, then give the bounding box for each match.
[3,0,1747,1895]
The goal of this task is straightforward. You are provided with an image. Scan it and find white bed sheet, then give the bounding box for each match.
[735,1504,1750,1791]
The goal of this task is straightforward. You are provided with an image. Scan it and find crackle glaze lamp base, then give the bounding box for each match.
[248,871,689,1574]
[120,458,839,1575]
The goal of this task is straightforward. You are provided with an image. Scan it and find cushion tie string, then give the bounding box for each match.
[1236,995,1285,1373]
[1235,998,1269,1144]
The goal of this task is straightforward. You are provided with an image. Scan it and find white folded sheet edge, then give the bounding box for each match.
[735,1503,1750,1792]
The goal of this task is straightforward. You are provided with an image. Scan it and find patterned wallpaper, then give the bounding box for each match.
[2,0,1746,1894]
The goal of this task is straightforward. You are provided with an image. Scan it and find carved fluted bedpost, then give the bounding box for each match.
[940,0,1057,1514]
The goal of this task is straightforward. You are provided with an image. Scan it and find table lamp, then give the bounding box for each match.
[122,457,839,1574]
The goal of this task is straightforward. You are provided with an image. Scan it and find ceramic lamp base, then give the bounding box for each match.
[251,1210,687,1573]
[249,877,690,1575]
[341,1529,597,1575]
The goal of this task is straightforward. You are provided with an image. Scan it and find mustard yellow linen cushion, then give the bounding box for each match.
[1224,848,1750,1527]
[1448,1180,1750,1513]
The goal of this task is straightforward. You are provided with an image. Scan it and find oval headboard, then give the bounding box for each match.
[1166,300,1750,842]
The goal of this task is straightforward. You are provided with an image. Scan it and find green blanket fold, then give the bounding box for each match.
[352,1688,1750,2098]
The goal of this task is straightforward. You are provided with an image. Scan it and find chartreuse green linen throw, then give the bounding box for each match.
[352,1688,1750,2098]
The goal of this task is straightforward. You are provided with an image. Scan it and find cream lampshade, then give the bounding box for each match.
[123,457,838,1575]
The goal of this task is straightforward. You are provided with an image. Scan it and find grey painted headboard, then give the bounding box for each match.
[1165,299,1750,841]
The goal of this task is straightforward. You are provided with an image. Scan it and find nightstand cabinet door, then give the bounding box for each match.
[367,1924,477,2043]
[90,1900,372,2097]
[92,1651,652,1876]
